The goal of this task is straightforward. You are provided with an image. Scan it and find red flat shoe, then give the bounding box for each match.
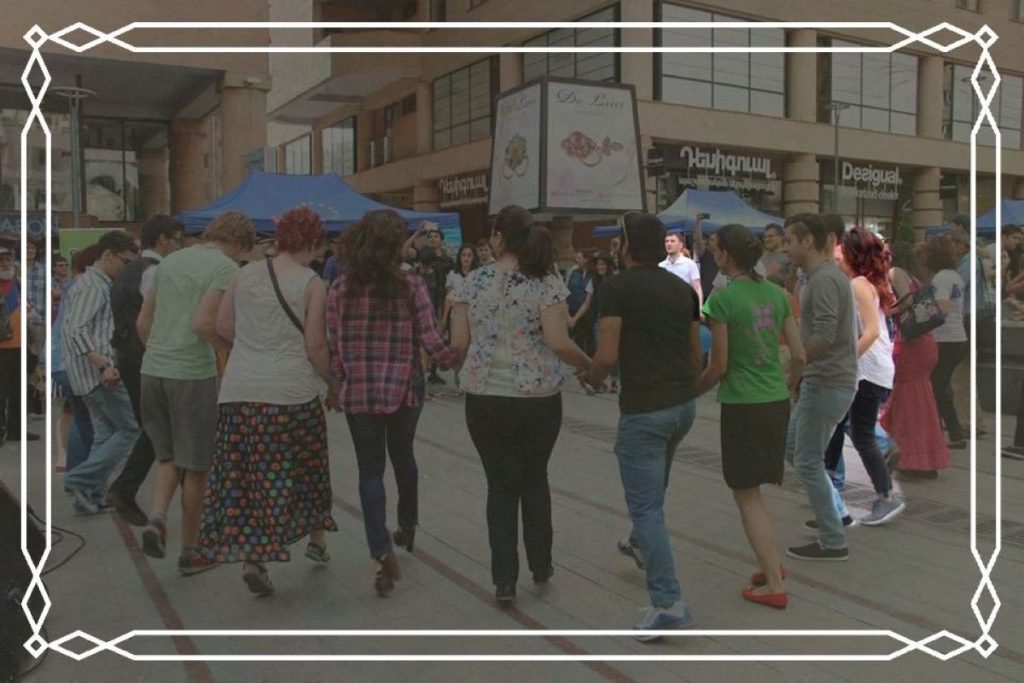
[750,565,787,587]
[742,586,788,609]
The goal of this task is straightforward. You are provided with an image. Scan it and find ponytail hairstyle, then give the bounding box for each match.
[493,205,555,279]
[716,224,765,281]
[840,227,895,310]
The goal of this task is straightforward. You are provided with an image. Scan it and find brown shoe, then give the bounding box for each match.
[374,551,401,597]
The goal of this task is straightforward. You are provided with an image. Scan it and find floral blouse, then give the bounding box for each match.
[451,264,569,396]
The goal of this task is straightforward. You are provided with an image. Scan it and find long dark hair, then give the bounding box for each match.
[716,224,764,281]
[493,205,555,279]
[841,227,894,310]
[455,243,479,276]
[340,209,410,299]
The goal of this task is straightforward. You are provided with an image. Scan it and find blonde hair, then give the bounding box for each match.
[202,211,256,250]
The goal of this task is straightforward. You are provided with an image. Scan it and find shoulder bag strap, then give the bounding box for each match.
[266,258,305,334]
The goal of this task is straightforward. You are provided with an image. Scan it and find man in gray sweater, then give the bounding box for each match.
[782,214,858,561]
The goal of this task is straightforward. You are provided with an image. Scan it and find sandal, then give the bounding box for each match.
[305,541,330,563]
[242,563,274,597]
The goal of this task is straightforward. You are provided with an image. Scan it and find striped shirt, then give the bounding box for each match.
[327,273,458,414]
[61,267,115,396]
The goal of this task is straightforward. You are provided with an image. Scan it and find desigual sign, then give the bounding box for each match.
[839,161,902,201]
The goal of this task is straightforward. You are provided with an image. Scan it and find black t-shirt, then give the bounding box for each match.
[598,266,700,415]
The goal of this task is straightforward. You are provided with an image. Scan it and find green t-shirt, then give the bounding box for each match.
[702,277,792,405]
[141,244,237,380]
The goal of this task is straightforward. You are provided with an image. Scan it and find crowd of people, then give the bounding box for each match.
[38,201,1023,641]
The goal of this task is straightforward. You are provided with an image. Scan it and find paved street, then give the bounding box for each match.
[5,377,1023,682]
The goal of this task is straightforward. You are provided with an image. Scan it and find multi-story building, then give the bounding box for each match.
[267,0,1024,249]
[0,1,269,234]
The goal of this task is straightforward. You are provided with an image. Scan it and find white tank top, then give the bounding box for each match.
[855,277,895,390]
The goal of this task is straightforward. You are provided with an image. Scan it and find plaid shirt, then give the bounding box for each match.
[327,273,458,414]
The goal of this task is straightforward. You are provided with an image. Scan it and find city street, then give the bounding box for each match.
[5,376,1023,683]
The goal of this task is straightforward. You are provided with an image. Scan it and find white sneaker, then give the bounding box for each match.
[633,602,694,642]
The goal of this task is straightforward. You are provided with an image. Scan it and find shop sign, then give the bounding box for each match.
[0,212,57,240]
[677,145,777,180]
[654,144,781,195]
[840,161,902,201]
[438,172,489,209]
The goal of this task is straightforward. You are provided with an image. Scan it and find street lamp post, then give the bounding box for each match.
[826,101,850,215]
[52,86,95,229]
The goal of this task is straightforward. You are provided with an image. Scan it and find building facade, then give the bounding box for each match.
[267,0,1024,250]
[0,1,269,234]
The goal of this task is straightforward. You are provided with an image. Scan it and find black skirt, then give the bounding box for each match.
[720,399,791,490]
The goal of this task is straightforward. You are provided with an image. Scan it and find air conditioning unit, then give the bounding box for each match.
[370,137,392,168]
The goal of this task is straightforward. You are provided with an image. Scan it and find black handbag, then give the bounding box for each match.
[894,283,945,340]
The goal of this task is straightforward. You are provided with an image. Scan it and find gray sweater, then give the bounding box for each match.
[800,261,858,389]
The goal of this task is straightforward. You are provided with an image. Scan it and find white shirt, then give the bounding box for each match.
[931,269,968,343]
[659,254,700,285]
[138,249,163,297]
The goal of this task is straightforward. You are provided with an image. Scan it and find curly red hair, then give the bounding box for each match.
[275,206,325,253]
[840,227,894,311]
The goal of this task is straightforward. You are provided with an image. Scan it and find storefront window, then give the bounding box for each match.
[658,4,785,117]
[433,58,496,151]
[825,41,917,135]
[283,135,311,175]
[82,117,169,222]
[0,109,74,212]
[944,64,1023,149]
[322,117,356,177]
[523,7,619,84]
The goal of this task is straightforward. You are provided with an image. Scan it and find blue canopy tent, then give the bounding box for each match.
[978,199,1024,231]
[592,189,782,238]
[178,171,460,235]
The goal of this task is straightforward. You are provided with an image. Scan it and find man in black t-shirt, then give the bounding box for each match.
[585,212,703,641]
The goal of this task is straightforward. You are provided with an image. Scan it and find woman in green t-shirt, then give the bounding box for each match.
[696,224,806,610]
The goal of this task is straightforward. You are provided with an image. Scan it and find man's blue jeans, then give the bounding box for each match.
[65,384,140,503]
[614,401,696,608]
[786,383,855,550]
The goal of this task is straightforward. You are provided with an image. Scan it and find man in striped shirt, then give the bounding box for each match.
[62,230,141,515]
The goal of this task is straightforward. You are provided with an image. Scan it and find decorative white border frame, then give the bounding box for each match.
[17,19,1003,663]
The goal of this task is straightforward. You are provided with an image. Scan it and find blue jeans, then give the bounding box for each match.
[614,401,696,608]
[786,383,855,550]
[53,370,94,473]
[64,384,140,502]
[345,404,423,559]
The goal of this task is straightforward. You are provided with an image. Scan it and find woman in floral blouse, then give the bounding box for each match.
[450,205,592,604]
[327,210,460,597]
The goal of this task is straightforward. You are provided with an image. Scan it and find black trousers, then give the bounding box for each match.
[108,352,155,499]
[0,348,20,440]
[823,379,893,496]
[465,392,562,585]
[932,341,969,442]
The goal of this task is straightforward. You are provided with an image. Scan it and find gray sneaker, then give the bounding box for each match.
[70,488,98,515]
[860,495,906,526]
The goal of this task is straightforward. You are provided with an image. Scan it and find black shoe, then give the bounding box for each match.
[532,566,554,584]
[8,432,40,442]
[947,439,967,449]
[106,490,148,526]
[804,516,858,531]
[1002,446,1024,460]
[495,584,516,604]
[427,373,447,386]
[392,527,416,552]
[786,543,849,562]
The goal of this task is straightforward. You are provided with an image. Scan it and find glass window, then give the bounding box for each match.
[944,63,1023,148]
[321,116,356,177]
[659,3,785,117]
[80,117,169,221]
[0,109,74,213]
[521,7,618,83]
[956,0,979,10]
[284,135,311,174]
[433,57,495,151]
[828,40,917,135]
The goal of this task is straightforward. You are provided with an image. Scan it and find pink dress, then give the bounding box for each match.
[880,296,950,472]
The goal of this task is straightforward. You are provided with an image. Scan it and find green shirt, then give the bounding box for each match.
[141,244,237,380]
[702,277,791,405]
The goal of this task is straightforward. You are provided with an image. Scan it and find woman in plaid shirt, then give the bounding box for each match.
[327,210,460,596]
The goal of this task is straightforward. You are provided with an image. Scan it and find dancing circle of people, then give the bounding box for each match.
[54,203,985,641]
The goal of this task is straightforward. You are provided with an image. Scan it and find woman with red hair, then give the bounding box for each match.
[197,206,338,596]
[825,227,905,527]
